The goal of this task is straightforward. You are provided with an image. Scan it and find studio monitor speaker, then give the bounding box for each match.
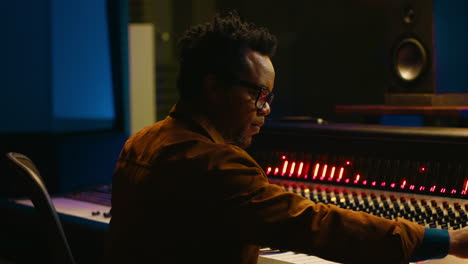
[385,0,468,106]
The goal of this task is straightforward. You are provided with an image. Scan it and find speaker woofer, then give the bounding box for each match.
[393,38,427,83]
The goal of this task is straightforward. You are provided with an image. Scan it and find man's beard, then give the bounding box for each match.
[232,130,252,149]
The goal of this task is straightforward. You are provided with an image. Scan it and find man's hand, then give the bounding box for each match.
[449,227,468,258]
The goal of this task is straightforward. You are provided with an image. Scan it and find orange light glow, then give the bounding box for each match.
[320,164,328,180]
[337,167,344,182]
[313,163,320,180]
[289,162,296,178]
[281,161,288,177]
[328,166,336,181]
[400,180,407,189]
[297,162,304,178]
[353,174,360,184]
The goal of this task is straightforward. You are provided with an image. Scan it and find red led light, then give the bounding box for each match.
[371,181,376,186]
[409,185,415,190]
[362,180,367,185]
[464,179,468,193]
[440,188,446,193]
[266,167,272,175]
[328,166,336,181]
[400,180,407,189]
[281,155,286,160]
[353,174,360,184]
[462,190,467,195]
[345,178,350,183]
[345,161,351,165]
[337,167,344,182]
[281,160,288,177]
[430,185,436,192]
[451,189,457,194]
[274,167,279,175]
[289,162,296,178]
[313,163,320,180]
[320,164,328,181]
[381,182,386,187]
[420,167,426,172]
[297,162,304,178]
[419,186,425,191]
[390,183,396,188]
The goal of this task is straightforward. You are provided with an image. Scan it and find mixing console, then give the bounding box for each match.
[271,179,468,230]
[246,122,468,264]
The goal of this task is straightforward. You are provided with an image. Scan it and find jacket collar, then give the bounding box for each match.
[168,102,226,145]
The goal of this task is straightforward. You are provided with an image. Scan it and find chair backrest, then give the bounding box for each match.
[5,152,76,264]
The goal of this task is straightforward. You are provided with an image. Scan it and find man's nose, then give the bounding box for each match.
[258,102,271,116]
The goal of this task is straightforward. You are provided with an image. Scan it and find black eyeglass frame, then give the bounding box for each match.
[236,80,274,110]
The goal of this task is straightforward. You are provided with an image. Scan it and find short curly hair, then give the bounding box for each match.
[176,11,277,101]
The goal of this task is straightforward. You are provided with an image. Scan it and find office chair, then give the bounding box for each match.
[5,152,76,264]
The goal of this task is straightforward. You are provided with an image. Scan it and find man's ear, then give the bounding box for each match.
[202,74,222,103]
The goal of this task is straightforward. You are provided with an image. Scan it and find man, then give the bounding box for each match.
[105,12,468,264]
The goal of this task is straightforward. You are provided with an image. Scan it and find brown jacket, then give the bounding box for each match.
[104,104,424,264]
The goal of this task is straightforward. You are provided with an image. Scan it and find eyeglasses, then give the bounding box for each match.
[236,80,274,110]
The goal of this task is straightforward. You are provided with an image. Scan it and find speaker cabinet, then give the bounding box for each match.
[385,0,468,106]
[386,0,433,94]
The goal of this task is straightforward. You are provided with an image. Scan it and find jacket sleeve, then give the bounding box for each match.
[208,145,425,264]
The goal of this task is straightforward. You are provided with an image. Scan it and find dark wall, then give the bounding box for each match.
[214,0,389,122]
